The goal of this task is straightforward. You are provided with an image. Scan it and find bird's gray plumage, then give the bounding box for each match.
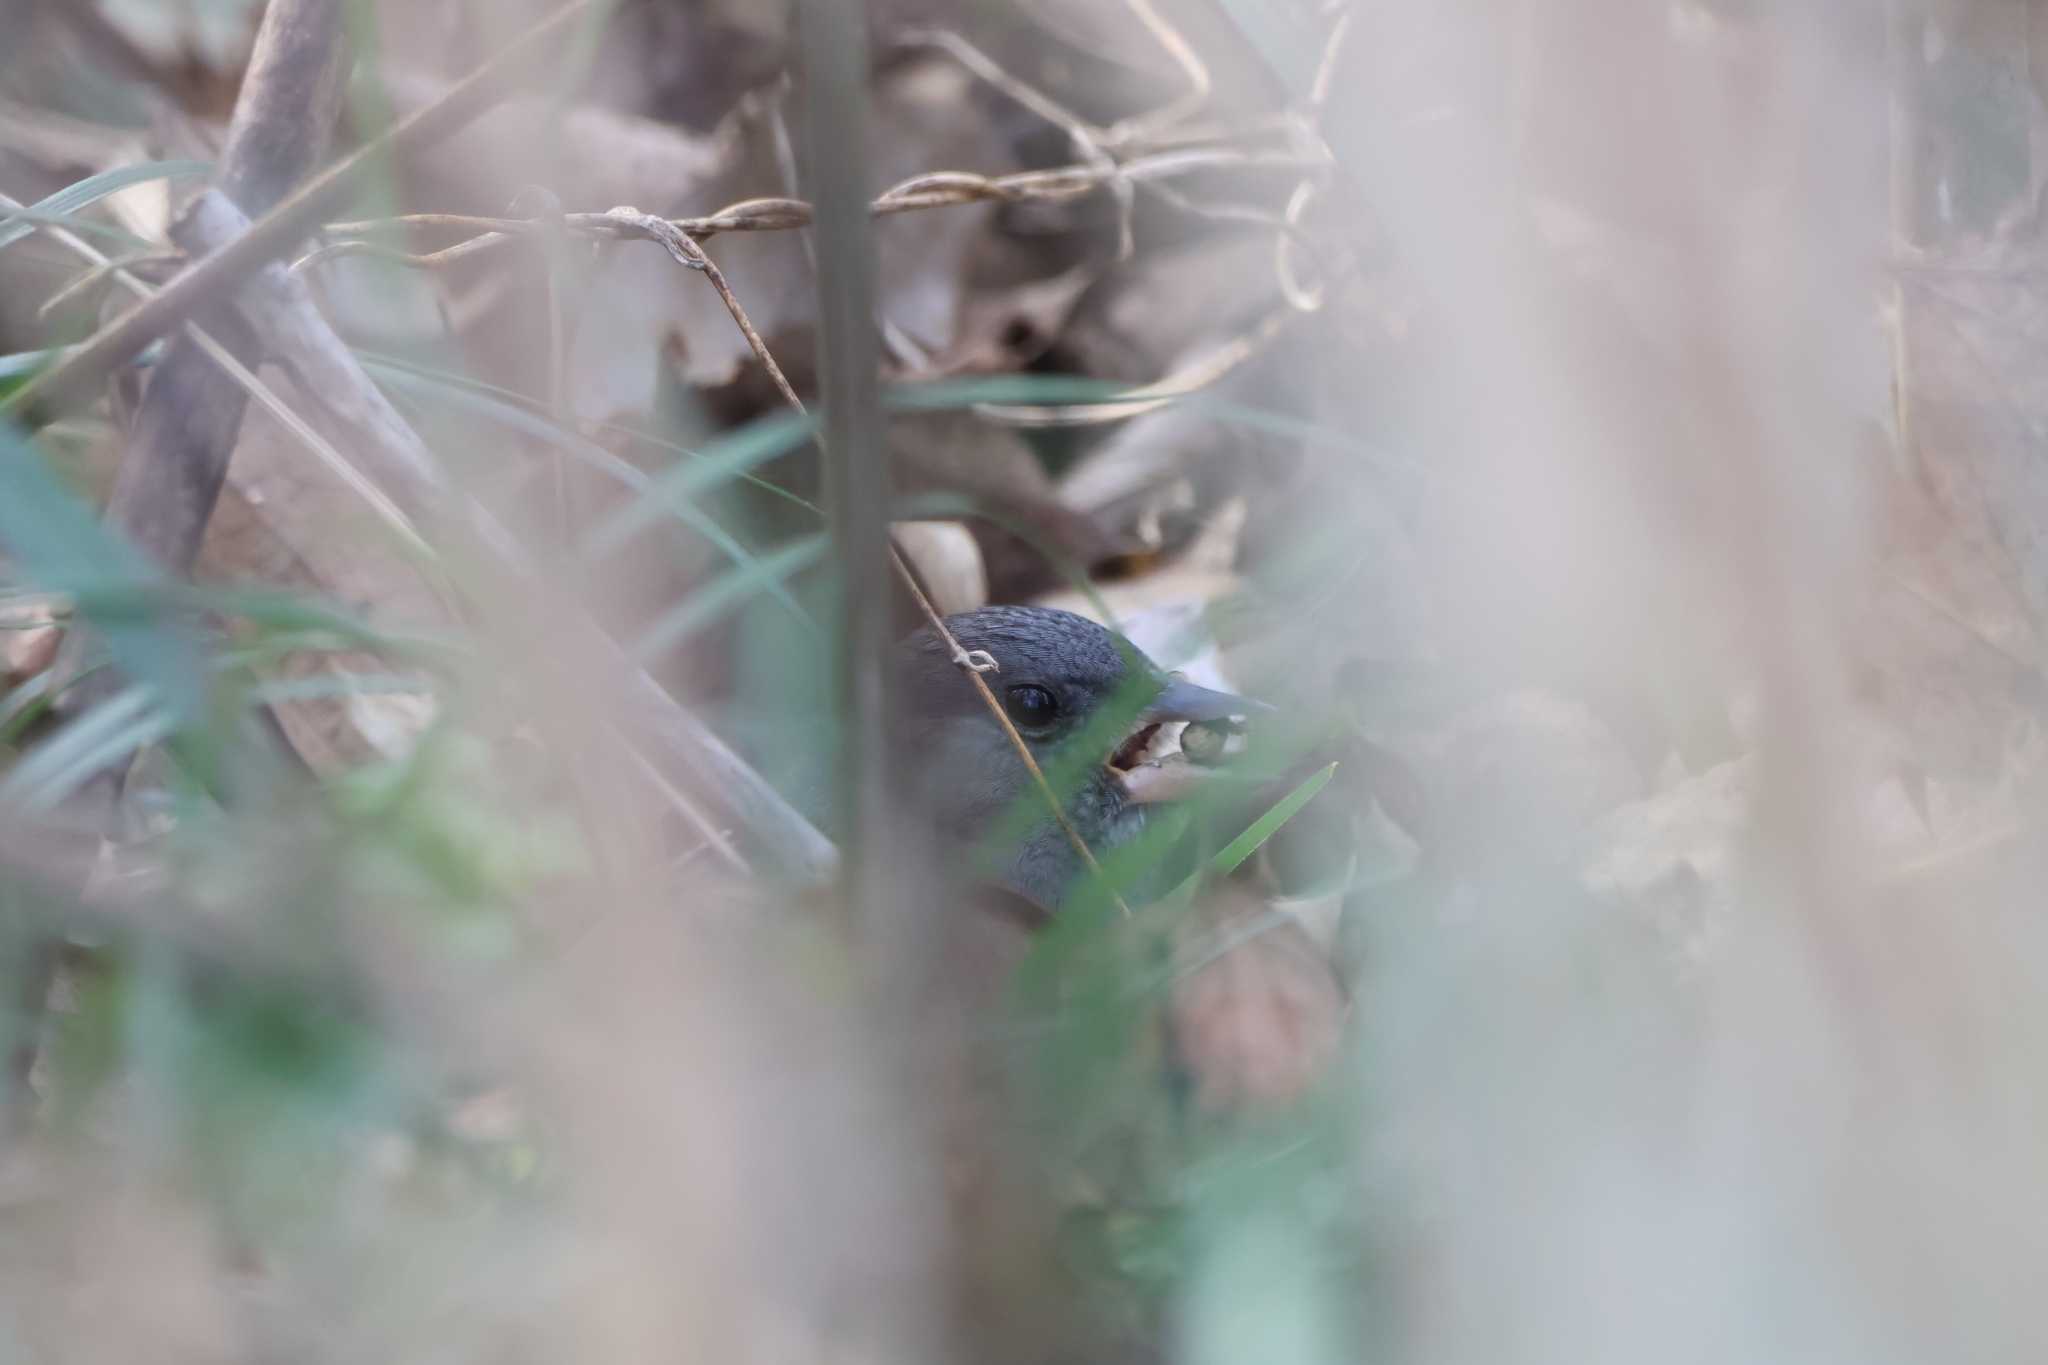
[764,606,1258,915]
[890,606,1247,914]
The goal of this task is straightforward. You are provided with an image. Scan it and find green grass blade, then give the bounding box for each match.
[883,374,1136,411]
[630,534,827,664]
[586,375,1137,560]
[22,581,457,674]
[367,361,815,633]
[0,160,211,251]
[357,350,822,516]
[0,684,167,811]
[0,668,60,745]
[0,349,60,383]
[577,409,818,561]
[1167,761,1338,905]
[0,210,152,251]
[0,341,166,390]
[0,422,208,723]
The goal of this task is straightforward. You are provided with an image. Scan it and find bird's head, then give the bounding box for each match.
[891,606,1264,915]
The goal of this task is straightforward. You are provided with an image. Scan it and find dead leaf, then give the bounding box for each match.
[892,519,989,617]
[198,397,448,772]
[1167,884,1346,1112]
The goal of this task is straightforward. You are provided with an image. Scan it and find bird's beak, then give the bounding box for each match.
[1143,676,1271,724]
[1111,675,1271,805]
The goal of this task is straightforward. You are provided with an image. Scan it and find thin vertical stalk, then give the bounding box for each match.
[796,0,894,927]
[1888,0,1921,477]
[789,12,944,1365]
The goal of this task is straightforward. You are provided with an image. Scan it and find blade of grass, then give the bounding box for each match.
[0,211,153,252]
[885,374,1135,411]
[0,160,211,252]
[58,581,460,664]
[584,374,1137,560]
[574,409,818,560]
[0,423,208,723]
[0,668,69,745]
[629,534,828,664]
[368,362,816,633]
[356,350,823,515]
[0,343,166,383]
[1165,761,1338,906]
[0,684,167,811]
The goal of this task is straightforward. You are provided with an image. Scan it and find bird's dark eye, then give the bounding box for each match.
[1004,683,1060,729]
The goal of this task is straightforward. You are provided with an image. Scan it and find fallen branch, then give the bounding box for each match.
[0,189,425,553]
[0,0,616,422]
[178,191,833,879]
[83,0,352,581]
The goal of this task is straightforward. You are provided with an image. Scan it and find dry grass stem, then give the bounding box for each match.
[300,144,1326,278]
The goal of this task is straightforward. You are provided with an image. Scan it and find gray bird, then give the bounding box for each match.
[890,605,1261,915]
[872,609,1342,1363]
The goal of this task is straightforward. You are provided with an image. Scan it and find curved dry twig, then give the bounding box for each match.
[296,144,1327,277]
[34,250,183,322]
[897,26,1135,258]
[1104,0,1214,148]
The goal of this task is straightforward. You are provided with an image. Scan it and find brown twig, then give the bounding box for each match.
[1105,0,1215,148]
[898,27,1135,258]
[33,251,184,322]
[297,144,1326,275]
[1273,6,1354,315]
